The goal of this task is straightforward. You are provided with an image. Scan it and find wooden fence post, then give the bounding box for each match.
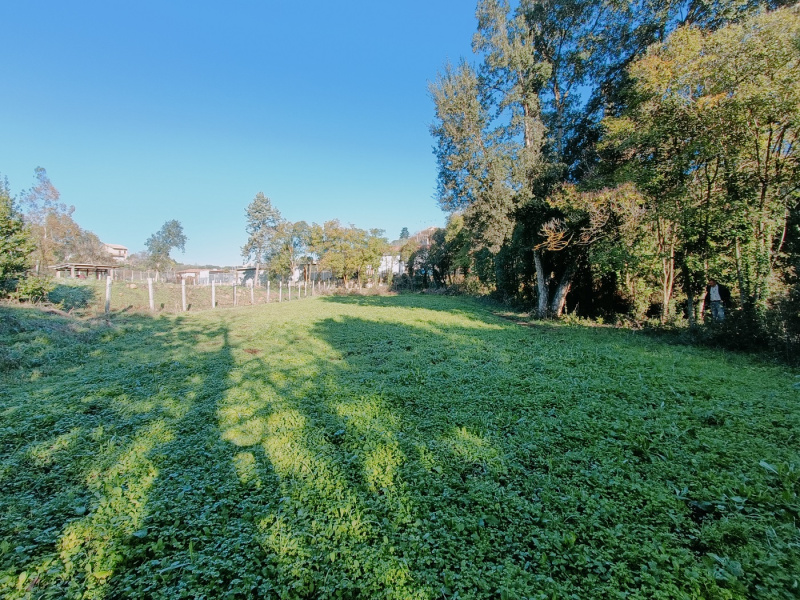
[279,281,282,302]
[148,277,155,312]
[233,284,238,307]
[250,281,255,304]
[181,279,187,312]
[105,275,112,315]
[212,280,216,308]
[267,280,270,302]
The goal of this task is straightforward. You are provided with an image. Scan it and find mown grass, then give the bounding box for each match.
[0,295,798,599]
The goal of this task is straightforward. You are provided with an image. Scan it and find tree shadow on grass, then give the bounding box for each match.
[319,292,499,319]
[201,305,701,598]
[3,300,797,598]
[155,297,796,599]
[208,321,429,597]
[0,311,247,599]
[295,308,800,598]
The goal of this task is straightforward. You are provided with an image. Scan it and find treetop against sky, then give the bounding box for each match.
[0,1,476,265]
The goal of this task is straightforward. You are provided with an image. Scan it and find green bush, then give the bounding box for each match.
[13,276,55,303]
[48,283,96,310]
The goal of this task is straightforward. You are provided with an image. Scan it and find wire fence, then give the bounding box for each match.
[107,268,340,286]
[50,276,399,316]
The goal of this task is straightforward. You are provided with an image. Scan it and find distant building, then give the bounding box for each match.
[412,227,438,249]
[235,262,330,285]
[378,254,404,276]
[103,243,129,263]
[176,268,226,285]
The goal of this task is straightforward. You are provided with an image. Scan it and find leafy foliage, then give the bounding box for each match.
[314,221,388,286]
[431,2,800,354]
[12,276,55,304]
[0,178,34,293]
[1,296,798,598]
[242,192,283,283]
[607,6,800,314]
[144,220,187,275]
[15,167,108,271]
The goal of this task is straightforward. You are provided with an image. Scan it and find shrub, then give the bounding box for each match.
[47,283,96,310]
[13,276,55,303]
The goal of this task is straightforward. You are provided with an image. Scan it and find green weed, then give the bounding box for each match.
[1,295,797,598]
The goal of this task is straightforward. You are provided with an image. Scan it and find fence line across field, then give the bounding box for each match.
[104,268,339,286]
[102,275,335,314]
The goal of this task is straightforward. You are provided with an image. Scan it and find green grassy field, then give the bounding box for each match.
[1,295,798,599]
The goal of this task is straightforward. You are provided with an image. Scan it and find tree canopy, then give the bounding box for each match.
[430,1,800,351]
[145,220,187,275]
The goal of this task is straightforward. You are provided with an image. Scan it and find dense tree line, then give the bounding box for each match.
[1,170,390,298]
[242,193,389,286]
[429,0,799,352]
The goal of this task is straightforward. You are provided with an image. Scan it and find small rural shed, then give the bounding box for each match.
[177,268,226,285]
[52,263,118,279]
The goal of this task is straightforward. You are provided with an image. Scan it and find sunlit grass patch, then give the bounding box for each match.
[1,295,798,598]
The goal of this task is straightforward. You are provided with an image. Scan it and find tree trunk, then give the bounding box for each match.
[550,262,576,318]
[682,261,696,328]
[660,237,676,322]
[734,237,748,308]
[533,250,549,318]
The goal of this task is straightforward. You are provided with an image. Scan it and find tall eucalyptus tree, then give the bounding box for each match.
[242,192,283,286]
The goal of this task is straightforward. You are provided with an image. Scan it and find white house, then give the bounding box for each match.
[103,243,129,263]
[378,254,404,276]
[177,268,226,285]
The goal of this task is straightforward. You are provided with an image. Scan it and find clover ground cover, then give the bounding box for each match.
[1,295,798,598]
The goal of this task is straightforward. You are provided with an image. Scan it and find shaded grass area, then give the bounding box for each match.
[0,295,798,599]
[47,284,97,311]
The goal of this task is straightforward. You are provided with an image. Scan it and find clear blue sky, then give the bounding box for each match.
[1,1,477,266]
